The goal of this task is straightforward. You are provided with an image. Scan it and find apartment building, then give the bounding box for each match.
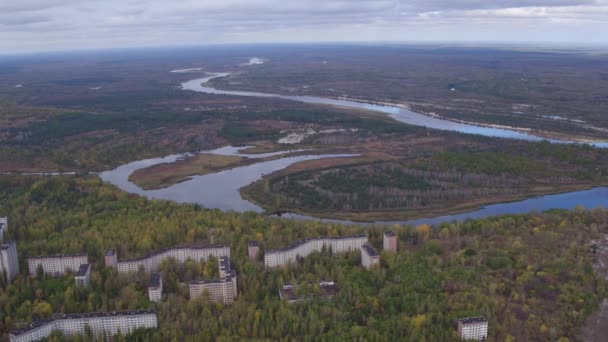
[383,231,397,252]
[189,256,237,304]
[108,244,230,273]
[279,280,338,303]
[0,240,19,283]
[248,240,259,262]
[9,310,158,342]
[264,235,368,268]
[74,264,91,287]
[0,217,7,241]
[104,249,117,268]
[458,317,488,341]
[27,254,88,277]
[148,273,162,303]
[360,244,380,269]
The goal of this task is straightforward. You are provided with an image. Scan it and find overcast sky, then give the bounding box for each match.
[2,0,608,53]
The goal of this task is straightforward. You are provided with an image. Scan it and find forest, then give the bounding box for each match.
[0,175,606,341]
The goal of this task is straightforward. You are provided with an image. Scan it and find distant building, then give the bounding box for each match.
[248,241,259,262]
[360,244,379,269]
[0,240,19,283]
[0,217,7,241]
[458,317,488,341]
[383,231,397,252]
[279,281,338,303]
[189,256,237,304]
[27,254,88,277]
[110,244,230,274]
[148,273,162,303]
[264,235,368,268]
[9,309,158,342]
[104,249,117,268]
[74,264,91,287]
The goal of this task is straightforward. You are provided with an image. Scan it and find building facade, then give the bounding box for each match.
[104,249,117,268]
[279,281,338,303]
[189,256,237,304]
[248,241,259,262]
[74,264,91,287]
[264,235,368,268]
[27,254,88,277]
[0,217,7,241]
[109,245,230,274]
[361,244,380,269]
[9,310,158,342]
[383,231,397,252]
[458,317,488,341]
[148,273,162,303]
[0,240,19,283]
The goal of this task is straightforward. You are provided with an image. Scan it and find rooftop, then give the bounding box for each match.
[10,309,156,336]
[458,316,488,325]
[105,249,115,256]
[119,244,229,263]
[266,235,367,254]
[280,281,339,302]
[248,240,258,247]
[0,240,16,250]
[29,253,87,260]
[150,272,161,288]
[75,264,90,277]
[384,231,396,237]
[361,244,379,257]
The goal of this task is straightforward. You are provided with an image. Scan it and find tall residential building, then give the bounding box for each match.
[9,310,158,342]
[360,244,380,269]
[104,249,117,268]
[248,241,259,262]
[264,235,368,268]
[74,264,91,287]
[458,317,488,341]
[0,217,7,241]
[148,273,162,303]
[0,240,19,283]
[189,256,237,304]
[383,231,397,253]
[110,244,230,274]
[27,254,88,277]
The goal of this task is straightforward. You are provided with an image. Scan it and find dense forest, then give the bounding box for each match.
[0,175,606,340]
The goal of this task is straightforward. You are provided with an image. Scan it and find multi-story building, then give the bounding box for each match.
[148,273,162,303]
[279,281,338,303]
[458,317,488,341]
[189,256,237,304]
[264,235,368,268]
[108,244,230,273]
[104,249,117,268]
[27,254,88,277]
[0,240,19,283]
[360,244,380,269]
[74,264,91,287]
[248,241,259,262]
[0,217,7,241]
[383,231,397,252]
[9,309,158,342]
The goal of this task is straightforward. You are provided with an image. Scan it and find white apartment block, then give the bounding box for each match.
[109,244,230,274]
[0,217,7,241]
[189,256,237,304]
[9,310,158,342]
[148,273,162,303]
[458,317,488,341]
[264,235,368,268]
[361,244,380,269]
[0,240,19,283]
[28,254,88,277]
[74,264,91,287]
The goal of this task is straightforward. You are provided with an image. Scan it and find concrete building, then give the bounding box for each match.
[458,317,488,341]
[27,254,88,277]
[189,256,237,304]
[279,281,338,303]
[0,240,19,283]
[74,264,91,287]
[248,240,259,262]
[9,309,158,342]
[360,244,380,269]
[383,231,397,253]
[148,273,162,303]
[264,235,368,268]
[0,217,7,241]
[104,249,117,268]
[109,244,230,273]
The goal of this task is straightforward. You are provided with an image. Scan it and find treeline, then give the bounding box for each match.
[0,175,606,340]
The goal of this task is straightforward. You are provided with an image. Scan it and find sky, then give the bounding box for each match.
[1,0,608,53]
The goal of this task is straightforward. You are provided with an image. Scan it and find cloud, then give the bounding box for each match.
[1,0,607,53]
